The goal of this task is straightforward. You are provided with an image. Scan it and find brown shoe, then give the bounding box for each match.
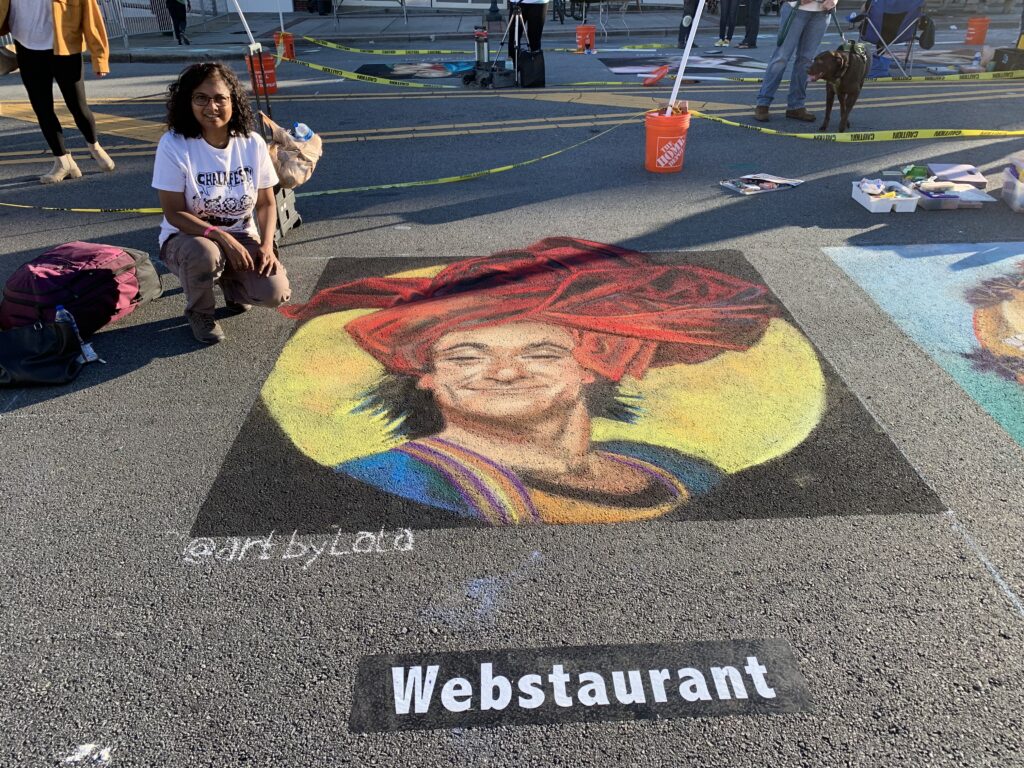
[186,311,225,344]
[785,108,816,122]
[754,106,770,122]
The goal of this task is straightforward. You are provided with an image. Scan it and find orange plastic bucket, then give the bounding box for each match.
[246,52,278,95]
[964,17,989,46]
[576,25,596,53]
[644,110,690,173]
[274,31,295,60]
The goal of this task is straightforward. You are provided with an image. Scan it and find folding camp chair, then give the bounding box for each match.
[853,0,928,77]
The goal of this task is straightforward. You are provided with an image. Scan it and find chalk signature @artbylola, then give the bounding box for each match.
[181,528,415,569]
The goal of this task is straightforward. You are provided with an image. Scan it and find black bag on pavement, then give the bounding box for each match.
[0,321,83,386]
[517,49,545,88]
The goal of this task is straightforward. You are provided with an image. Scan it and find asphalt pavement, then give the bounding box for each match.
[2,8,1024,767]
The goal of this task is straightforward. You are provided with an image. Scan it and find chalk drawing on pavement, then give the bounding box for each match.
[192,237,943,536]
[826,243,1024,448]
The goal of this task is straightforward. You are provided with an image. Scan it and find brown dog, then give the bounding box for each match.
[807,46,868,133]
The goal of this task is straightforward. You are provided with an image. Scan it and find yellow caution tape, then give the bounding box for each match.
[690,109,1024,142]
[0,116,638,213]
[281,54,458,89]
[302,36,472,56]
[0,201,162,213]
[296,114,637,196]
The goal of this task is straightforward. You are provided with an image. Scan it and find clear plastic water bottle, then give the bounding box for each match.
[55,304,101,364]
[291,122,314,142]
[972,51,982,67]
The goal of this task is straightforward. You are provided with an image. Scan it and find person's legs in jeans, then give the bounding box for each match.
[15,43,66,156]
[756,3,805,106]
[786,10,828,110]
[52,54,98,145]
[740,0,760,46]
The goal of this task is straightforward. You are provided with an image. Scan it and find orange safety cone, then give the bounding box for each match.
[643,64,671,86]
[644,108,690,174]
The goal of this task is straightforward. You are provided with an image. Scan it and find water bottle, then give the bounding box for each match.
[972,51,982,67]
[55,304,101,364]
[291,122,314,142]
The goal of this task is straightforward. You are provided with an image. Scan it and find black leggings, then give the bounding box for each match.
[15,42,98,156]
[166,0,188,40]
[507,2,546,60]
[719,0,740,40]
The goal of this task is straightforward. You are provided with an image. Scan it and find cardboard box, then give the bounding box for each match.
[993,47,1024,72]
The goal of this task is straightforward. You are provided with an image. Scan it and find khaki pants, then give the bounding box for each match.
[161,232,291,316]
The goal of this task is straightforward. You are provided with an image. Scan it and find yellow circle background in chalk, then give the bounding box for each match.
[261,267,826,474]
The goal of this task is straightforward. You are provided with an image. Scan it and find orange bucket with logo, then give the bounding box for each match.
[576,25,596,53]
[246,52,278,95]
[964,17,989,46]
[274,31,295,59]
[644,110,690,173]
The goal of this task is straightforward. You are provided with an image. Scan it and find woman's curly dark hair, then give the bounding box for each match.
[165,62,256,138]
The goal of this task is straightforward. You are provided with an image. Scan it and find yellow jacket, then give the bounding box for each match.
[0,0,110,74]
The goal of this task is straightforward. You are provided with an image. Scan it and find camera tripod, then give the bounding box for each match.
[483,1,530,88]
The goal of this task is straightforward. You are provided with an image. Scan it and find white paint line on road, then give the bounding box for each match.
[945,509,1024,620]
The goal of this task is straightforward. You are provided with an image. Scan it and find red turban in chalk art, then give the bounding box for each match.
[281,238,780,381]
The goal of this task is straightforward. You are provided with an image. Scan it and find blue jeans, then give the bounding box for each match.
[756,5,828,110]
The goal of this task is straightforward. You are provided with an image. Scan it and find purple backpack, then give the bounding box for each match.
[0,242,162,339]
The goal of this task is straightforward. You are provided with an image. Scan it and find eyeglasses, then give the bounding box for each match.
[192,94,231,107]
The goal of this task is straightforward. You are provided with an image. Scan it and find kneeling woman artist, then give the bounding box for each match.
[153,62,290,345]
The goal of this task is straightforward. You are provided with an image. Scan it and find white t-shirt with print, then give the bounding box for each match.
[151,131,279,248]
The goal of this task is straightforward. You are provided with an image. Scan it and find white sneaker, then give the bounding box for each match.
[714,38,726,46]
[40,154,82,184]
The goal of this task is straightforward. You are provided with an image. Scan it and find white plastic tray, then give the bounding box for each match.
[852,181,919,213]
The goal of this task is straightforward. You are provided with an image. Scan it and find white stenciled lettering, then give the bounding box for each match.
[517,674,545,709]
[577,671,610,706]
[648,668,671,703]
[480,663,513,711]
[612,670,646,704]
[744,656,777,698]
[392,665,439,715]
[677,668,712,702]
[710,666,748,700]
[549,664,573,707]
[440,677,473,712]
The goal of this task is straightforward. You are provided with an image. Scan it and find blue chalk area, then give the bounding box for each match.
[825,243,1024,448]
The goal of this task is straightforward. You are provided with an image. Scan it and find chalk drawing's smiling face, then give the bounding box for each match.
[416,322,596,426]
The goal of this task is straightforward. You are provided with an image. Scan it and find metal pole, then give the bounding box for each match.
[666,0,705,114]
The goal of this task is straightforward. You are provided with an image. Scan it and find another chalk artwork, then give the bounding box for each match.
[356,62,475,80]
[194,238,941,535]
[826,243,1024,448]
[599,54,767,76]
